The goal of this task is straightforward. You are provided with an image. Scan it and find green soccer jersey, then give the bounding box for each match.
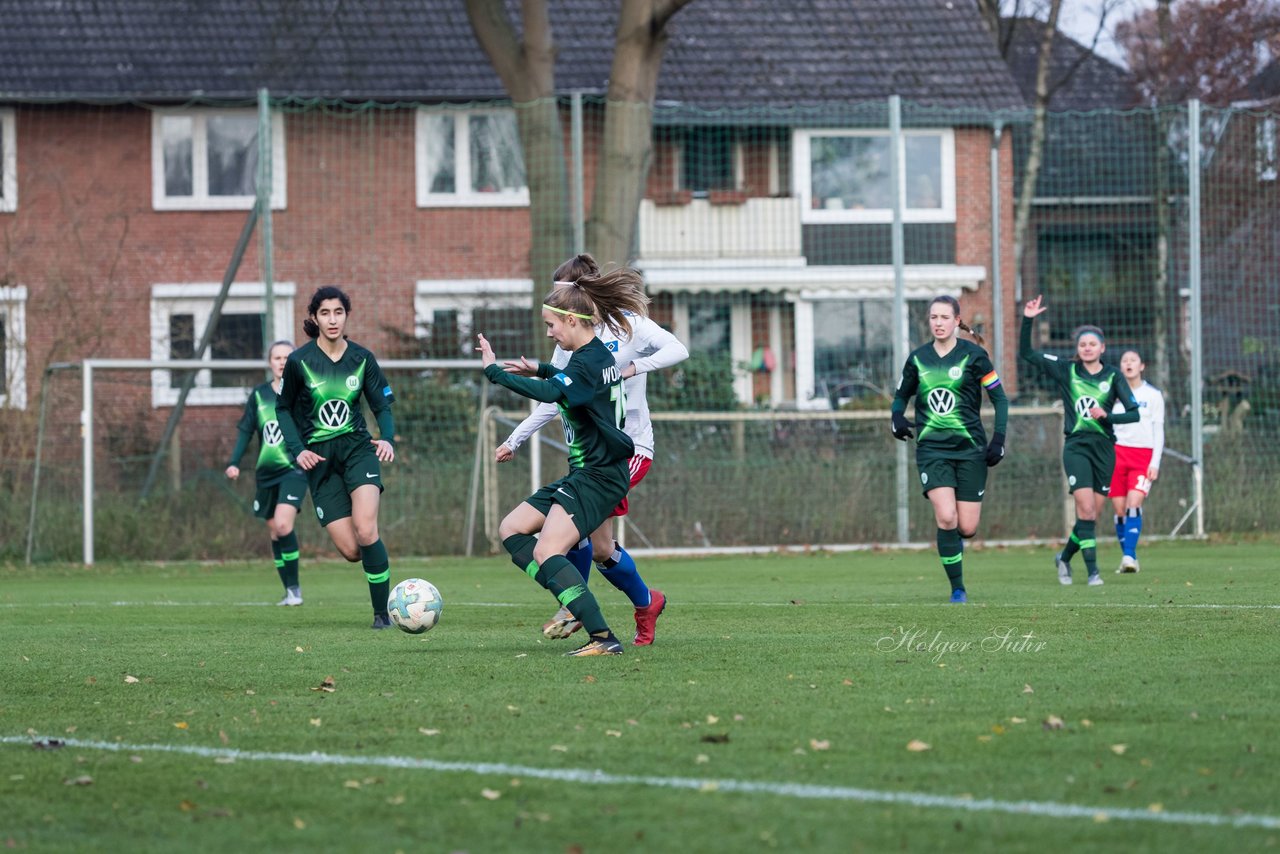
[276,339,395,455]
[1020,316,1139,441]
[893,339,1008,455]
[233,382,298,484]
[484,337,635,470]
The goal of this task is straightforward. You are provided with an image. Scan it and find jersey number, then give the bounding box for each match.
[610,383,627,430]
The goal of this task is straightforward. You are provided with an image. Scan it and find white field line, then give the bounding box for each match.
[1,600,1276,610]
[1,735,1275,831]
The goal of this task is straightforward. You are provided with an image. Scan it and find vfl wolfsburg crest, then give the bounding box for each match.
[319,399,351,429]
[261,420,284,447]
[1099,380,1111,393]
[948,366,964,380]
[927,387,957,415]
[345,375,360,391]
[1075,396,1099,419]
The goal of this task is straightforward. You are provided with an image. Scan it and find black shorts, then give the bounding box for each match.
[306,433,383,526]
[915,449,988,502]
[252,469,309,519]
[524,461,630,540]
[1063,436,1115,495]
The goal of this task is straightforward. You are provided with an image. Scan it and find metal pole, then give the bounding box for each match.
[1187,99,1205,537]
[890,95,909,544]
[570,91,586,255]
[990,121,1005,375]
[463,381,490,556]
[26,363,77,564]
[82,361,94,565]
[529,399,542,496]
[258,88,275,357]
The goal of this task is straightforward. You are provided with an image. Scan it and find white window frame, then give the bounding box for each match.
[150,108,287,211]
[414,279,533,355]
[415,108,529,208]
[0,108,15,213]
[1258,116,1277,182]
[149,282,296,407]
[0,285,27,409]
[792,128,955,224]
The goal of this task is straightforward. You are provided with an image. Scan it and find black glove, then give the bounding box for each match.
[891,411,914,441]
[985,432,1006,467]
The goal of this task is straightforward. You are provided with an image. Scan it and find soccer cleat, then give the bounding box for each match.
[565,634,623,657]
[1117,555,1139,574]
[541,606,583,640]
[950,589,967,604]
[277,587,303,606]
[1087,574,1104,587]
[370,612,393,629]
[632,589,667,646]
[1055,553,1073,585]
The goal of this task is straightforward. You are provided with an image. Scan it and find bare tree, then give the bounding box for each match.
[466,0,696,347]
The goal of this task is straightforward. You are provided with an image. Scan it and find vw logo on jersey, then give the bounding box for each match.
[261,420,284,447]
[345,375,360,391]
[1075,396,1099,419]
[319,399,351,429]
[927,388,956,415]
[948,366,963,380]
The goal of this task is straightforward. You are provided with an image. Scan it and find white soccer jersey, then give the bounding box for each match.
[1112,380,1165,468]
[502,313,689,459]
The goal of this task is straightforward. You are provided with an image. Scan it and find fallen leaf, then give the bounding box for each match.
[387,794,406,805]
[515,653,527,658]
[129,756,143,764]
[506,705,520,712]
[309,718,322,727]
[977,735,992,743]
[549,744,568,752]
[124,675,139,684]
[1148,803,1164,813]
[700,733,730,744]
[310,676,336,693]
[1023,684,1034,694]
[605,730,622,738]
[1110,744,1128,755]
[344,780,361,789]
[481,788,501,800]
[626,719,639,726]
[245,690,255,696]
[174,722,189,730]
[64,726,77,734]
[64,775,93,786]
[695,754,709,764]
[809,739,831,751]
[842,678,854,686]
[214,757,235,765]
[219,730,229,745]
[991,725,1006,735]
[1043,715,1065,731]
[906,740,931,752]
[583,675,597,684]
[1093,813,1110,823]
[418,728,440,736]
[1080,719,1093,728]
[295,647,304,653]
[179,800,197,812]
[1010,717,1026,725]
[706,715,719,724]
[699,781,719,792]
[733,714,745,721]
[293,818,306,830]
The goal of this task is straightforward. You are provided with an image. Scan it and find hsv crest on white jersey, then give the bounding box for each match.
[503,313,689,459]
[1112,380,1165,468]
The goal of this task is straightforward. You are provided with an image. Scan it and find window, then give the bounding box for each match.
[415,279,534,358]
[0,108,15,212]
[793,129,954,223]
[151,109,286,210]
[149,283,295,406]
[0,286,27,409]
[682,128,738,192]
[1258,117,1277,182]
[416,109,528,207]
[810,298,929,407]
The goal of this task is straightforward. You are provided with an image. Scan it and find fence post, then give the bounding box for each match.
[571,91,585,255]
[990,120,1005,377]
[889,95,909,544]
[258,87,274,359]
[82,361,94,566]
[1187,99,1205,537]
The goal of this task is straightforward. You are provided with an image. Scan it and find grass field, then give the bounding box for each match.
[2,540,1278,852]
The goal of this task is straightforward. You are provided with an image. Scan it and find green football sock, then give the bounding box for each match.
[361,539,390,615]
[1077,520,1099,577]
[1060,529,1081,563]
[937,527,964,593]
[278,531,300,590]
[271,539,287,588]
[535,554,609,635]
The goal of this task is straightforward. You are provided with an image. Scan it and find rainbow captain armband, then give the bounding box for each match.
[981,370,1002,390]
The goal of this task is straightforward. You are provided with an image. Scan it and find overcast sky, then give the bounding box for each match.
[1051,0,1155,66]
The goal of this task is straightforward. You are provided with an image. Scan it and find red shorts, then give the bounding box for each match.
[1110,445,1154,497]
[610,455,652,517]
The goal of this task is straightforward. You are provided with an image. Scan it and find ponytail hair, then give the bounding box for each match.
[543,266,650,339]
[302,286,351,339]
[929,295,985,347]
[552,253,601,285]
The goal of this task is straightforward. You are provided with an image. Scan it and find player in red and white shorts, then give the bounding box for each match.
[1109,350,1165,573]
[495,254,689,645]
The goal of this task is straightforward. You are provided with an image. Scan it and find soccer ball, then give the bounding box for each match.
[386,578,443,634]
